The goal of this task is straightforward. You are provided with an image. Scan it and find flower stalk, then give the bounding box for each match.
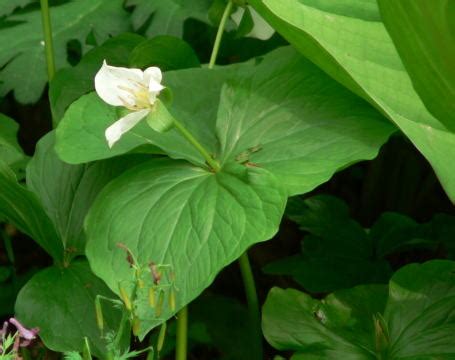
[208,0,234,69]
[39,0,56,80]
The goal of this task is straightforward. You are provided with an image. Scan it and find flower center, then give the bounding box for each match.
[117,82,153,111]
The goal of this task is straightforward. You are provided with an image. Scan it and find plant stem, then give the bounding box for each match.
[208,0,233,69]
[39,0,56,80]
[207,2,264,357]
[172,118,221,172]
[175,306,188,360]
[238,251,263,359]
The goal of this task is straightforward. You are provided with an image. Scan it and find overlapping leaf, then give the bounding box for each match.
[378,0,455,127]
[0,0,129,103]
[263,260,455,359]
[26,132,149,255]
[249,0,455,202]
[0,159,63,260]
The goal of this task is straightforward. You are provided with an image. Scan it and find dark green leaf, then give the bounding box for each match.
[0,160,62,260]
[15,260,122,357]
[126,0,212,37]
[129,36,200,70]
[0,0,130,103]
[26,132,150,255]
[264,196,391,292]
[263,260,455,359]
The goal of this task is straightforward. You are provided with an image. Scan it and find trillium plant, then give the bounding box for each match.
[0,0,454,359]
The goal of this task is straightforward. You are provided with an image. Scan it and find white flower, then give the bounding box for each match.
[94,60,164,148]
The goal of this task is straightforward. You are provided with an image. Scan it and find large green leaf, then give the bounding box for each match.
[85,158,287,337]
[26,132,149,255]
[249,0,455,202]
[126,0,212,37]
[50,33,145,123]
[0,0,129,103]
[56,47,394,195]
[15,260,122,357]
[0,160,62,260]
[263,260,455,359]
[378,0,455,127]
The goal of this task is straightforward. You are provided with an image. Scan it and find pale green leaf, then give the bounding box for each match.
[378,0,455,127]
[249,0,455,201]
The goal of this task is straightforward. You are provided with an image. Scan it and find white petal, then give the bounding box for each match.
[144,66,162,85]
[105,109,149,148]
[95,60,144,107]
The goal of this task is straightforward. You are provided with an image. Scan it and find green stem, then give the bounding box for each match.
[39,0,56,80]
[238,251,263,359]
[172,118,221,172]
[208,0,233,69]
[175,306,188,360]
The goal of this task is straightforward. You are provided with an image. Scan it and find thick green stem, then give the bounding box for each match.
[39,0,56,80]
[238,251,263,359]
[175,307,188,360]
[208,0,233,69]
[172,118,220,172]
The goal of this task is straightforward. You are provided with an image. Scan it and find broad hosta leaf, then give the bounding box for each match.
[126,0,212,37]
[0,114,27,171]
[264,196,391,292]
[249,0,455,202]
[378,0,455,127]
[0,160,62,260]
[263,260,455,359]
[15,260,122,357]
[50,33,145,123]
[85,158,287,337]
[26,132,149,255]
[56,47,394,195]
[0,0,130,103]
